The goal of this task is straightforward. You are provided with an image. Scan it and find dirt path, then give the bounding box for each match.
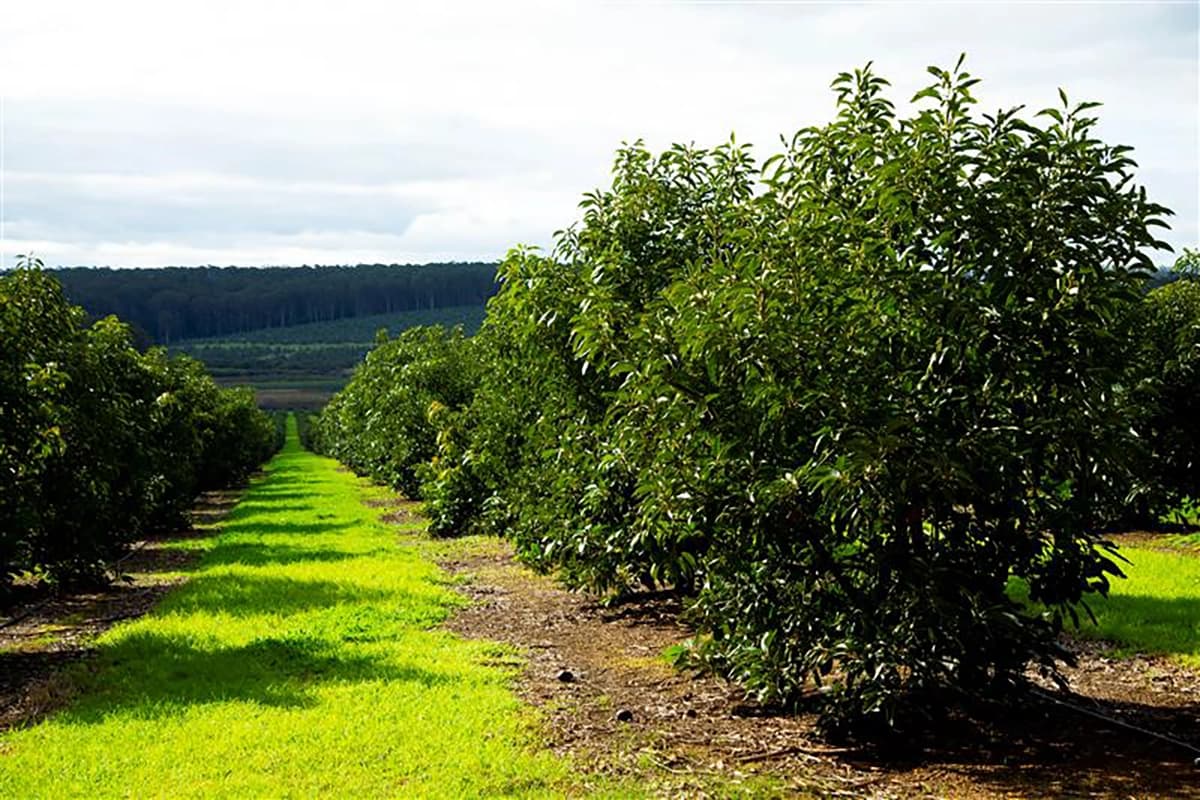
[1112,530,1200,558]
[430,531,1200,798]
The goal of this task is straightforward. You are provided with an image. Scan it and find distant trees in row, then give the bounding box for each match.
[312,326,479,498]
[1132,251,1200,516]
[1,259,280,596]
[308,62,1197,736]
[49,263,498,344]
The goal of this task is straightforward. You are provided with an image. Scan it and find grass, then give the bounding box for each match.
[1074,545,1200,667]
[0,417,579,798]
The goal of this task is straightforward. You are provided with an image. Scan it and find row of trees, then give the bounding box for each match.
[1131,250,1200,516]
[52,263,498,344]
[1,259,279,596]
[313,327,478,498]
[310,62,1193,733]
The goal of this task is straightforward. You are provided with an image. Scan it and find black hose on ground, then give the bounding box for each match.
[1029,686,1200,768]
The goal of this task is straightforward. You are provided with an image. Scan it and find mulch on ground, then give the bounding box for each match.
[433,537,1200,799]
[1111,530,1200,558]
[366,497,423,526]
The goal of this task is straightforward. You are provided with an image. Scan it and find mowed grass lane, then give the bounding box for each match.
[0,418,572,798]
[1078,545,1200,667]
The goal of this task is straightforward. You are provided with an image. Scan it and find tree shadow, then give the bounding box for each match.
[239,490,319,502]
[186,491,241,525]
[264,464,308,477]
[229,503,315,515]
[200,543,382,568]
[218,521,351,537]
[158,573,394,618]
[0,581,182,731]
[0,649,86,699]
[842,691,1200,798]
[0,649,93,730]
[56,630,454,725]
[594,590,685,626]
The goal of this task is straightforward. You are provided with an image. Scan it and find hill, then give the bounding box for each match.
[171,305,486,408]
[46,263,497,408]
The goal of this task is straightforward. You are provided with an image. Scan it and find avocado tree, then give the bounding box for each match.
[1128,249,1200,519]
[621,62,1171,731]
[314,325,479,498]
[0,257,278,593]
[351,60,1173,733]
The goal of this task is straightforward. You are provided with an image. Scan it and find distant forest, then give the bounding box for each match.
[52,263,498,343]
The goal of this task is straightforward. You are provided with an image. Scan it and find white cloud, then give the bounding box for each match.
[1,0,1196,267]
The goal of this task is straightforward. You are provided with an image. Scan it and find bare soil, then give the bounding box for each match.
[434,537,1200,799]
[0,489,239,731]
[1111,530,1200,558]
[363,495,423,525]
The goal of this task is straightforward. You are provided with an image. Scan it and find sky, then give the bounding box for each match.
[0,0,1196,268]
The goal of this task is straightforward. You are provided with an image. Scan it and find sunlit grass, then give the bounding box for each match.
[1009,546,1200,666]
[1074,545,1200,667]
[0,418,576,798]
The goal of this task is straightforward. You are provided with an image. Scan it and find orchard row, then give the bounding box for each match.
[314,61,1196,732]
[1,260,280,595]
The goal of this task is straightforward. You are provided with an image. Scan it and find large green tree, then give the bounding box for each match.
[331,60,1173,733]
[1127,248,1200,518]
[314,326,479,498]
[0,258,278,593]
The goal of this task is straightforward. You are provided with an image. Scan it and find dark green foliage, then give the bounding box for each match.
[193,387,278,490]
[54,263,496,343]
[312,326,479,499]
[1127,251,1200,517]
[295,411,320,451]
[0,260,278,594]
[317,61,1175,734]
[270,411,290,452]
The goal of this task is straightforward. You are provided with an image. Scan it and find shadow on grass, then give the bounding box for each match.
[1082,593,1200,660]
[200,543,382,568]
[59,631,452,723]
[219,521,352,537]
[240,490,322,502]
[0,581,184,731]
[263,464,309,476]
[159,573,393,618]
[230,503,317,515]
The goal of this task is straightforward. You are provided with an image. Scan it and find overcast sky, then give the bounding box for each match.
[1,1,1196,268]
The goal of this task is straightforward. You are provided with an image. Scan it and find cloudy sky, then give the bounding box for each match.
[1,1,1196,268]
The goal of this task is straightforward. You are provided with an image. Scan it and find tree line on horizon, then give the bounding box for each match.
[46,262,499,344]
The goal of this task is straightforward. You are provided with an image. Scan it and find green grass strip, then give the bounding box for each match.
[1076,545,1200,667]
[0,417,573,798]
